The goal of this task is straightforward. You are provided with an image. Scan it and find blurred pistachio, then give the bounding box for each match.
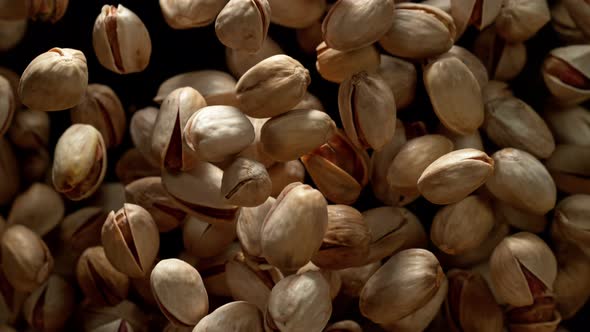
[221,158,271,207]
[551,0,589,44]
[370,121,407,205]
[301,130,370,205]
[0,268,27,325]
[494,200,547,233]
[71,84,126,148]
[542,45,590,106]
[154,70,238,106]
[268,0,326,28]
[129,106,159,166]
[183,215,236,258]
[7,109,49,150]
[7,183,64,236]
[545,145,590,194]
[380,3,455,59]
[226,37,283,78]
[236,196,275,258]
[473,25,527,81]
[553,244,590,319]
[543,105,590,146]
[0,0,68,22]
[115,148,161,185]
[88,182,126,214]
[19,48,88,111]
[93,4,152,74]
[495,0,550,42]
[316,42,380,83]
[52,124,107,201]
[79,300,148,332]
[159,0,228,29]
[450,0,501,37]
[562,0,590,40]
[337,261,381,298]
[267,161,305,198]
[60,207,107,251]
[0,76,14,136]
[76,246,129,306]
[552,194,590,256]
[375,55,417,110]
[215,0,270,52]
[0,19,26,52]
[296,20,323,55]
[23,274,75,332]
[193,301,263,332]
[325,320,362,332]
[362,206,427,264]
[0,68,20,109]
[0,138,19,205]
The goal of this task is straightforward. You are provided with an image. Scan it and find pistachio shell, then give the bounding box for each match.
[183,215,236,258]
[0,76,14,136]
[76,246,129,306]
[60,207,107,251]
[236,196,275,257]
[450,0,501,36]
[226,37,283,78]
[193,301,263,332]
[221,157,271,207]
[159,0,228,29]
[316,42,380,83]
[7,108,50,150]
[370,120,407,205]
[268,0,326,28]
[494,200,547,233]
[553,244,590,319]
[375,55,417,110]
[543,105,590,147]
[562,0,590,40]
[154,70,237,105]
[7,183,64,236]
[22,274,75,331]
[445,45,489,90]
[542,45,590,106]
[129,107,159,166]
[553,195,590,256]
[495,0,550,42]
[215,0,271,52]
[437,124,485,151]
[267,161,305,198]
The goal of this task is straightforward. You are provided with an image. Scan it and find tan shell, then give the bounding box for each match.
[183,215,236,258]
[370,120,407,205]
[444,45,489,90]
[159,0,228,29]
[553,195,590,257]
[60,207,107,251]
[154,70,237,106]
[7,183,64,236]
[221,157,272,207]
[267,161,306,197]
[226,37,283,78]
[129,107,159,166]
[375,55,417,110]
[562,0,590,40]
[0,75,14,136]
[316,42,380,83]
[494,200,547,234]
[236,196,275,257]
[268,0,326,28]
[215,0,271,52]
[450,0,501,36]
[22,274,75,331]
[553,244,590,319]
[542,45,590,106]
[494,0,550,42]
[473,26,527,81]
[193,301,263,332]
[543,105,590,147]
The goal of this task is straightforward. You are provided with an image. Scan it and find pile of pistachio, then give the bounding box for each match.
[0,0,590,331]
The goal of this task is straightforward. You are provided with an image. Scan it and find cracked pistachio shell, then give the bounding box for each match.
[159,0,228,29]
[337,261,381,298]
[215,0,270,52]
[71,84,126,148]
[322,0,394,52]
[387,135,454,199]
[183,215,236,258]
[437,124,485,151]
[60,207,107,251]
[8,109,50,150]
[418,149,494,205]
[553,244,590,319]
[380,3,456,59]
[450,0,501,37]
[362,206,427,264]
[265,271,332,332]
[261,182,328,272]
[115,148,161,185]
[444,46,489,90]
[22,274,75,332]
[238,117,275,168]
[1,225,53,292]
[93,4,151,74]
[483,97,555,159]
[267,161,305,198]
[261,109,337,162]
[154,70,238,106]
[193,301,263,332]
[545,145,590,194]
[7,183,64,236]
[495,0,550,42]
[221,158,271,207]
[431,195,495,255]
[162,161,240,225]
[236,55,310,118]
[562,0,590,40]
[542,45,590,106]
[485,148,556,215]
[494,200,547,233]
[52,124,107,201]
[339,71,397,151]
[425,56,484,135]
[0,19,26,52]
[301,130,370,205]
[0,76,14,136]
[184,106,255,162]
[370,120,406,205]
[236,196,275,257]
[311,205,370,270]
[76,246,129,306]
[316,42,380,83]
[129,106,159,166]
[360,249,448,330]
[376,55,417,110]
[473,25,527,81]
[553,195,590,256]
[101,204,159,278]
[226,37,283,78]
[18,48,88,111]
[151,259,209,326]
[489,232,557,307]
[151,87,206,171]
[444,270,504,332]
[325,320,362,332]
[543,105,590,146]
[268,0,326,28]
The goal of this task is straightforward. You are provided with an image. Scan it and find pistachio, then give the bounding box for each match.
[7,108,49,150]
[150,259,209,326]
[195,242,242,297]
[485,148,556,215]
[162,161,240,224]
[375,55,417,110]
[545,144,590,194]
[52,124,107,201]
[359,249,448,331]
[159,0,228,29]
[483,80,514,104]
[183,215,236,258]
[184,105,255,162]
[151,87,206,171]
[236,196,275,257]
[193,301,263,332]
[129,106,159,166]
[473,25,527,81]
[325,320,362,332]
[338,71,397,151]
[297,262,342,300]
[154,70,238,106]
[380,3,456,59]
[543,105,590,146]
[444,45,489,90]
[444,270,504,332]
[301,130,370,204]
[22,275,75,332]
[483,97,555,159]
[115,148,161,185]
[80,300,149,332]
[238,117,276,168]
[494,200,547,233]
[0,0,69,22]
[265,271,332,332]
[450,0,501,36]
[1,225,53,292]
[562,0,590,40]
[76,246,129,306]
[261,182,328,272]
[7,183,64,236]
[226,37,283,78]
[542,45,590,106]
[337,261,381,298]
[431,195,495,255]
[362,206,427,264]
[387,135,454,199]
[261,109,337,162]
[551,0,588,44]
[0,138,19,206]
[0,76,14,136]
[553,244,590,319]
[418,149,494,205]
[268,0,326,28]
[267,161,305,197]
[18,48,88,111]
[316,42,380,83]
[0,19,26,52]
[495,0,550,42]
[437,124,485,151]
[370,121,407,206]
[552,194,590,257]
[322,0,394,52]
[60,207,107,251]
[423,0,452,12]
[93,4,152,74]
[424,56,484,135]
[71,84,126,148]
[235,55,310,118]
[215,0,270,52]
[221,158,271,207]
